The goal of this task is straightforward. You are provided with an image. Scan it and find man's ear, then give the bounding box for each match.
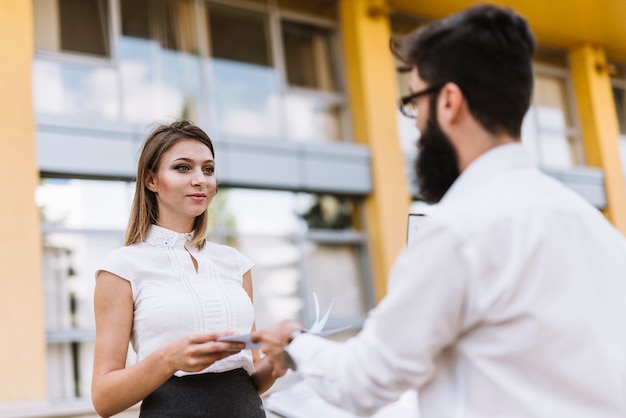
[437,82,466,127]
[145,171,157,192]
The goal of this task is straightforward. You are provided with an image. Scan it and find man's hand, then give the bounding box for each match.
[251,320,304,378]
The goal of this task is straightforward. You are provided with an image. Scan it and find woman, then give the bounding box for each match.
[92,120,275,417]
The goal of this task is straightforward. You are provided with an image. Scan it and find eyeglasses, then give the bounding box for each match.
[398,83,446,118]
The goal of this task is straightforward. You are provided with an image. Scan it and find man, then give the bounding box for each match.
[253,4,626,417]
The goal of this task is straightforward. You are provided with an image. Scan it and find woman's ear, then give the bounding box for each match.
[145,171,157,192]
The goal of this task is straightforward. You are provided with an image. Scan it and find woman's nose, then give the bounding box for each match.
[190,168,207,185]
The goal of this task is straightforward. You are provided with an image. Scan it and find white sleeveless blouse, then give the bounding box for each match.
[97,225,255,376]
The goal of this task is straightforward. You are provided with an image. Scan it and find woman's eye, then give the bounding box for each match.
[175,165,190,171]
[203,166,215,174]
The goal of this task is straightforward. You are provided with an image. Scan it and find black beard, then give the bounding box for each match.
[414,109,460,204]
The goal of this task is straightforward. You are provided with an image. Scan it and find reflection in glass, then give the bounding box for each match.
[283,93,344,141]
[36,182,370,398]
[205,5,280,140]
[34,0,110,57]
[613,87,626,135]
[297,194,353,229]
[282,20,338,92]
[612,86,626,175]
[522,74,582,168]
[209,60,281,140]
[303,243,366,322]
[38,179,133,400]
[33,60,120,120]
[208,4,272,67]
[217,189,368,328]
[119,0,202,123]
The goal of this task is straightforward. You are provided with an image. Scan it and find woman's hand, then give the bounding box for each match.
[161,331,245,374]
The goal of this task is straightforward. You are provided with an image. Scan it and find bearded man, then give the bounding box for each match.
[253,5,626,417]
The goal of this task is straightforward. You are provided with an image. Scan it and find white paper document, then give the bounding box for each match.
[219,293,349,349]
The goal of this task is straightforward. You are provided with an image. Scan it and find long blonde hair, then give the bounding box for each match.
[125,120,215,250]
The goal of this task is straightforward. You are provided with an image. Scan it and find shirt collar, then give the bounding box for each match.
[439,142,535,207]
[145,224,193,249]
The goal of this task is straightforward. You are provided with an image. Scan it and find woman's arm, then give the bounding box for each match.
[242,270,277,394]
[91,271,244,417]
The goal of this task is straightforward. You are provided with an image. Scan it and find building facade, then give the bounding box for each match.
[1,0,625,415]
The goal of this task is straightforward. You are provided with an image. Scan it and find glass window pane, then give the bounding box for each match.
[238,235,303,328]
[208,4,272,67]
[282,20,338,92]
[38,179,132,401]
[60,0,109,56]
[534,75,572,128]
[303,243,367,321]
[34,0,110,56]
[527,73,583,168]
[283,94,344,141]
[613,86,626,135]
[619,136,626,176]
[33,60,120,120]
[215,189,367,329]
[119,0,202,123]
[297,194,355,230]
[122,0,198,53]
[205,5,280,140]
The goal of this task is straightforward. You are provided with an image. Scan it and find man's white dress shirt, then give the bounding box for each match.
[287,143,626,417]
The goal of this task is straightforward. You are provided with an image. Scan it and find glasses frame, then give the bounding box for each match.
[398,83,446,118]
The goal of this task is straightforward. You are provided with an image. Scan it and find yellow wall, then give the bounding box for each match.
[339,0,411,301]
[0,0,47,401]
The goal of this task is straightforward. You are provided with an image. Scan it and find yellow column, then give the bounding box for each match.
[569,44,626,234]
[339,0,411,301]
[0,0,47,401]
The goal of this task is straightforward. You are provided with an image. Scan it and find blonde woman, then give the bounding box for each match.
[92,121,275,417]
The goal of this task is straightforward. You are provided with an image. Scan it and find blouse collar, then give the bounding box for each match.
[145,224,193,249]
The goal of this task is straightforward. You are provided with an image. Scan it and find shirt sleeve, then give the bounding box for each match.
[235,249,255,276]
[286,224,469,416]
[95,247,135,283]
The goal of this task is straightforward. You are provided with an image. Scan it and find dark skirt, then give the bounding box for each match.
[139,368,266,418]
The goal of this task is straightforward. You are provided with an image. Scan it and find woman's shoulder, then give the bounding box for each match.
[98,242,150,280]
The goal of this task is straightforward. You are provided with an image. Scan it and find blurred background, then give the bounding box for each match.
[2,0,626,416]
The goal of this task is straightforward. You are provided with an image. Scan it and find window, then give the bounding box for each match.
[38,179,133,400]
[611,64,626,175]
[119,0,202,123]
[34,0,110,57]
[32,0,350,143]
[32,59,120,120]
[281,19,347,142]
[209,4,272,67]
[206,3,280,140]
[38,180,372,400]
[33,0,119,120]
[282,21,338,91]
[522,67,584,169]
[210,189,371,328]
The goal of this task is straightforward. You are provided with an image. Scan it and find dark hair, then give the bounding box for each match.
[125,120,215,249]
[391,4,535,138]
